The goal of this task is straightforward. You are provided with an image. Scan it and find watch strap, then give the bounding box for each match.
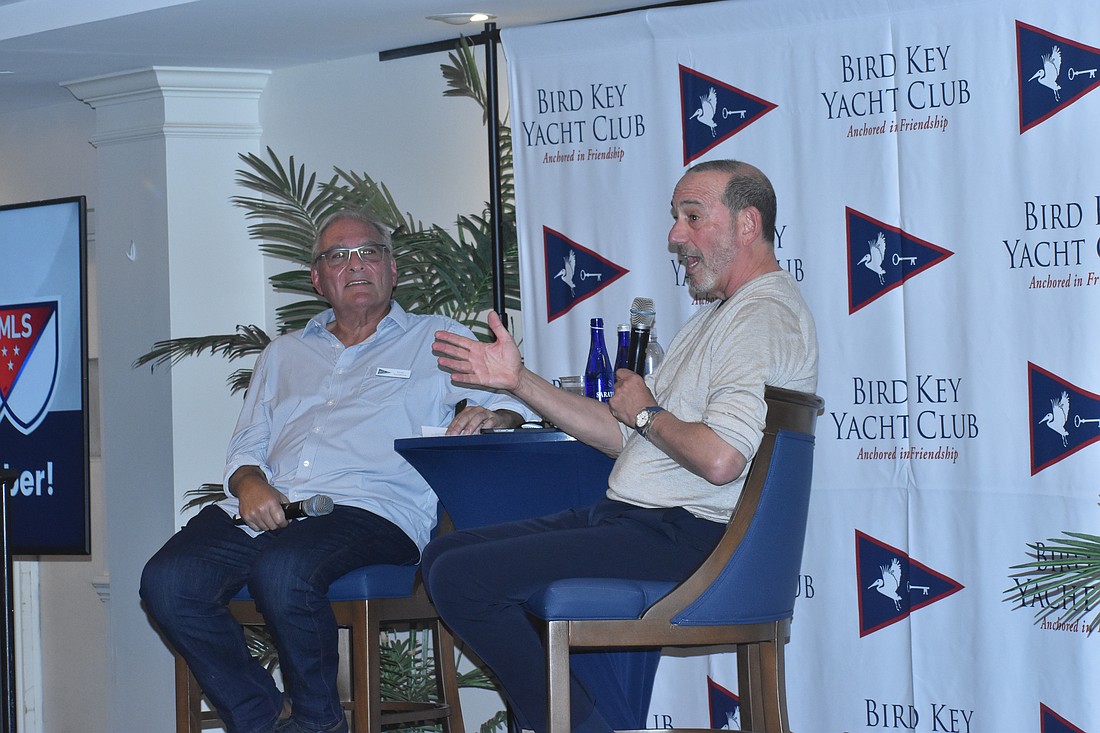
[638,406,665,439]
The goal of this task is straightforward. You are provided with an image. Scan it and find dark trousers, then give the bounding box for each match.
[140,504,418,733]
[421,498,724,733]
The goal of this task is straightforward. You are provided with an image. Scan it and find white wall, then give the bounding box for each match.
[1,43,508,732]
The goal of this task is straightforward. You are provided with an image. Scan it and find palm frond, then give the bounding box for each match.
[478,710,509,733]
[132,325,271,371]
[328,168,422,237]
[227,369,253,396]
[442,37,487,121]
[274,300,330,335]
[181,483,227,513]
[455,666,496,690]
[233,159,327,260]
[390,223,510,339]
[244,626,281,673]
[379,630,438,702]
[1004,531,1100,633]
[266,270,317,297]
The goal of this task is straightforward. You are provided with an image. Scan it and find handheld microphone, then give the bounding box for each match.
[625,297,655,375]
[234,494,334,525]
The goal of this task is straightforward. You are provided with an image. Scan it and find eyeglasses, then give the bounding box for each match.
[313,244,390,266]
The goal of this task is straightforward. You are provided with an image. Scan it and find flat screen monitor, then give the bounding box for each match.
[0,196,90,555]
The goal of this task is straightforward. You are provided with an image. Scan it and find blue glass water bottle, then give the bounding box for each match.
[584,318,614,401]
[614,323,630,375]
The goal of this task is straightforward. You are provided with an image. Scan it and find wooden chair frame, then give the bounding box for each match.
[175,579,464,733]
[542,386,824,733]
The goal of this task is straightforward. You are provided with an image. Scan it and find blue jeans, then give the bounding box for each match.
[141,504,419,733]
[421,498,724,733]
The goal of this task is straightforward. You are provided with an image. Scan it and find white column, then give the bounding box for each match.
[64,67,270,732]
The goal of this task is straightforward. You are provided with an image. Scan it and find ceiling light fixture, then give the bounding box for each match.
[426,12,496,26]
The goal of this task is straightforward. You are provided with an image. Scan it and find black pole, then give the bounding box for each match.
[0,468,17,733]
[483,22,507,330]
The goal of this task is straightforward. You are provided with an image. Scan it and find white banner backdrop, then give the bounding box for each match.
[502,0,1100,730]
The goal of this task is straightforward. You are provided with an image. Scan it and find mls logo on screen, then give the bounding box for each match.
[543,227,629,322]
[846,208,954,314]
[1040,703,1086,733]
[855,530,964,637]
[1028,362,1100,475]
[0,301,60,436]
[707,677,740,729]
[679,65,777,166]
[1017,21,1100,133]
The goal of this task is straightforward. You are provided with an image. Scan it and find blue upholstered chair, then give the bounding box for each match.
[524,386,824,733]
[174,542,464,733]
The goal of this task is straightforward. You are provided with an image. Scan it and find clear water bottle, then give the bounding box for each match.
[643,330,665,377]
[613,323,630,375]
[584,317,614,401]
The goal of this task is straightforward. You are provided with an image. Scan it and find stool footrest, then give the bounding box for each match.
[380,701,452,724]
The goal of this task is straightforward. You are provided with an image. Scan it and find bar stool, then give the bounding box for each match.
[174,562,464,733]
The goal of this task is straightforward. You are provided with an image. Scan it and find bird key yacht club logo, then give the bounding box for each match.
[1028,362,1100,475]
[856,530,964,637]
[846,208,954,314]
[829,373,976,468]
[820,39,969,138]
[521,79,645,164]
[679,65,776,166]
[543,227,629,322]
[1017,21,1100,133]
[1000,195,1100,292]
[0,301,60,436]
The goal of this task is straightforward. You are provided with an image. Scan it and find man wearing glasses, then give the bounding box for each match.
[141,209,528,733]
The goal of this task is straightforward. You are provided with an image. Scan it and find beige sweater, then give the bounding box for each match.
[607,270,818,523]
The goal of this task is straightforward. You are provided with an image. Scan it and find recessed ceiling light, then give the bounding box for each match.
[426,12,496,25]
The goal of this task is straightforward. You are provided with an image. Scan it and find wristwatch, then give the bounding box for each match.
[635,406,666,439]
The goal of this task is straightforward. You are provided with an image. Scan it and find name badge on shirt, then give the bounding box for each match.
[376,367,411,379]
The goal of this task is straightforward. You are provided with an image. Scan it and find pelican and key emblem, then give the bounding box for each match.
[867,557,932,613]
[1026,44,1099,102]
[542,228,629,323]
[1017,21,1100,132]
[687,87,749,139]
[553,249,609,300]
[846,209,954,314]
[856,531,964,637]
[1029,363,1100,474]
[679,65,776,165]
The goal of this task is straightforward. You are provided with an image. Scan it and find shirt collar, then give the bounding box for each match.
[304,300,410,338]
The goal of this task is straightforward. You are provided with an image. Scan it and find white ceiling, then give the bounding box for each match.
[0,0,674,113]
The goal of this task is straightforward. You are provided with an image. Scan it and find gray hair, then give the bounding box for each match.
[311,209,393,260]
[686,160,777,244]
